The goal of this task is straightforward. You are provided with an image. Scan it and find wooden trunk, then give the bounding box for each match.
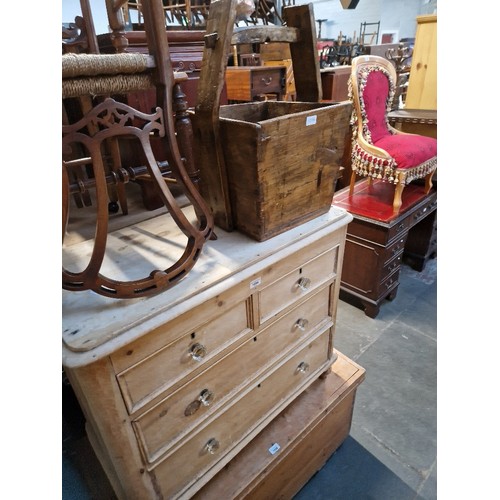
[194,351,365,499]
[218,100,352,241]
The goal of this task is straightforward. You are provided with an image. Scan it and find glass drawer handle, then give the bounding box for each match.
[184,388,215,416]
[297,362,310,373]
[205,438,220,455]
[189,343,207,361]
[199,389,214,407]
[297,277,311,291]
[294,318,309,331]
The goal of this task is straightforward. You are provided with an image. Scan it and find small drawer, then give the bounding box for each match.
[116,300,252,414]
[251,67,284,95]
[386,217,410,243]
[132,287,332,463]
[411,198,437,227]
[151,329,331,498]
[258,248,336,323]
[381,235,407,266]
[380,254,402,283]
[379,268,400,297]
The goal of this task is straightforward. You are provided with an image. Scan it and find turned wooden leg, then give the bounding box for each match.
[393,183,404,213]
[424,171,434,193]
[349,171,357,196]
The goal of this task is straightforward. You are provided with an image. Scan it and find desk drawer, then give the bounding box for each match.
[410,196,437,227]
[251,66,284,95]
[116,300,252,414]
[381,235,407,266]
[152,329,331,497]
[132,286,331,464]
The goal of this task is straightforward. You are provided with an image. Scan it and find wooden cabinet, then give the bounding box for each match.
[320,65,351,102]
[333,180,437,318]
[63,206,357,499]
[405,15,437,110]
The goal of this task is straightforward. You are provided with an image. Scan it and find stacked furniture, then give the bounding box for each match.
[62,205,364,498]
[62,1,365,497]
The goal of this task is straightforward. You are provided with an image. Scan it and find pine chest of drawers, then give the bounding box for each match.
[62,205,353,499]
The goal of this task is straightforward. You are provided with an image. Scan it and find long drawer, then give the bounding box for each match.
[152,328,332,498]
[115,299,252,414]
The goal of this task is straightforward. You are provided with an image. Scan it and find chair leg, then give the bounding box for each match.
[424,171,434,193]
[349,171,357,196]
[393,183,404,213]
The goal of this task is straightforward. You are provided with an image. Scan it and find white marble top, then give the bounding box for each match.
[62,205,351,367]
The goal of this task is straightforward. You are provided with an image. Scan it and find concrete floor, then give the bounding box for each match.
[294,258,437,500]
[62,258,437,500]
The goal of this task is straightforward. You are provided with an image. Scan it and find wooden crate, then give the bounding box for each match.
[218,100,352,241]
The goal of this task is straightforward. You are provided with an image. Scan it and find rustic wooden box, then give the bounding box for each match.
[218,100,352,241]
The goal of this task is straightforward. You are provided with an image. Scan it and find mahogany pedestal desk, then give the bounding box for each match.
[62,206,364,499]
[333,180,437,318]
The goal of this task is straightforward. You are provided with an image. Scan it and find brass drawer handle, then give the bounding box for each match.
[189,343,207,361]
[261,76,273,85]
[294,318,309,331]
[205,438,220,455]
[297,362,310,373]
[297,277,311,291]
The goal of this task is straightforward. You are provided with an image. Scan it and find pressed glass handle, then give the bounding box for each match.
[294,318,309,331]
[297,277,311,291]
[189,343,207,361]
[205,438,220,455]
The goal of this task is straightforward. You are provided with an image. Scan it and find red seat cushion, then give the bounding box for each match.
[374,133,437,169]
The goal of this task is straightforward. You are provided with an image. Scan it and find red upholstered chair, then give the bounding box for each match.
[348,55,437,213]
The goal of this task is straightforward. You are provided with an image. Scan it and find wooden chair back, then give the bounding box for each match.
[62,0,214,299]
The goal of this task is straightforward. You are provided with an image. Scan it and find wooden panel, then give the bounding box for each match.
[321,65,351,102]
[405,15,437,110]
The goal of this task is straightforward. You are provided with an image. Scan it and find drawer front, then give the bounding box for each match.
[378,268,400,298]
[381,235,407,266]
[251,67,284,95]
[132,287,332,463]
[386,218,410,243]
[379,253,402,283]
[116,300,252,414]
[349,216,408,247]
[110,280,251,374]
[258,248,337,323]
[409,196,437,227]
[152,329,331,498]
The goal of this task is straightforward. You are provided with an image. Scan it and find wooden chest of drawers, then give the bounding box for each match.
[63,206,353,499]
[333,180,437,318]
